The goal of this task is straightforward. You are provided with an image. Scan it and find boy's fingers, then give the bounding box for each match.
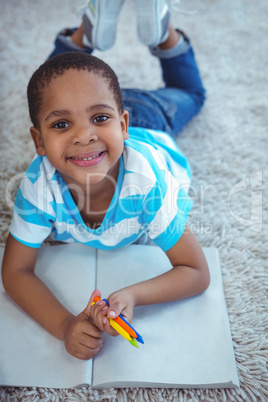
[82,304,91,318]
[91,301,108,315]
[83,289,102,317]
[107,302,124,319]
[69,335,104,360]
[89,301,110,331]
[64,319,104,360]
[89,289,101,304]
[80,332,103,348]
[73,316,103,338]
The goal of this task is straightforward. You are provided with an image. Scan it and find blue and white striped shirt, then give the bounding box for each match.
[10,127,192,251]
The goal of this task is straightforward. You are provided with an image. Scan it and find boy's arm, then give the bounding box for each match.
[1,234,103,359]
[105,225,210,321]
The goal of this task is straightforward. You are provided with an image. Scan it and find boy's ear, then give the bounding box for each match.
[30,126,46,156]
[121,110,129,140]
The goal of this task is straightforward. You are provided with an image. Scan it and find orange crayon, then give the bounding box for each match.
[93,296,138,339]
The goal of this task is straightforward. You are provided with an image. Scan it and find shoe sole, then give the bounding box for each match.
[83,0,124,50]
[135,0,169,47]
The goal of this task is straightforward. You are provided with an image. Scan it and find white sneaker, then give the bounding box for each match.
[82,0,125,50]
[134,0,170,47]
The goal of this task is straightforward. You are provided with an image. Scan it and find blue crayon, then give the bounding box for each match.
[103,298,144,344]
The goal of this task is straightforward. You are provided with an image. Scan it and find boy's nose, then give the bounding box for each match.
[72,125,98,145]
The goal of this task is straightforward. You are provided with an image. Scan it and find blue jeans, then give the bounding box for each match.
[48,29,205,138]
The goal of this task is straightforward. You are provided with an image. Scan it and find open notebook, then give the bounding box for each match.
[0,244,239,389]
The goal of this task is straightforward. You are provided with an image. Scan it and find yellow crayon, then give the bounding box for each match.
[91,300,139,347]
[92,301,131,340]
[109,318,132,341]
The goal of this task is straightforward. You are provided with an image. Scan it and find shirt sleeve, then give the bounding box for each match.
[9,174,55,248]
[141,170,193,252]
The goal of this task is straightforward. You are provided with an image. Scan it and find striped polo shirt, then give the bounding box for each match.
[10,127,192,251]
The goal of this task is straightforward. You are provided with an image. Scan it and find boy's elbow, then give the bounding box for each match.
[1,258,18,296]
[1,265,12,295]
[202,268,210,292]
[194,262,210,296]
[1,262,7,289]
[199,265,210,294]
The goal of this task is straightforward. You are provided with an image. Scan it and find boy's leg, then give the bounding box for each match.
[134,0,170,47]
[82,0,124,50]
[48,26,93,59]
[48,0,124,58]
[47,20,205,138]
[122,27,206,138]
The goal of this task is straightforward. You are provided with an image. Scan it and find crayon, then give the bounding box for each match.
[114,312,144,344]
[129,337,139,348]
[109,319,132,341]
[92,296,144,345]
[102,298,144,344]
[93,296,137,337]
[91,300,139,348]
[91,300,131,340]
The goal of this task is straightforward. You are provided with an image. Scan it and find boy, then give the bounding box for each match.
[1,0,209,360]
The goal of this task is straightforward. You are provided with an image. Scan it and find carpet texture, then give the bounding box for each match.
[0,0,267,400]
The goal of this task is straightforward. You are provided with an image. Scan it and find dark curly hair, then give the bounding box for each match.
[27,52,124,128]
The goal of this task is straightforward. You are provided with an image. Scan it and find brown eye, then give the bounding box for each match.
[93,115,109,123]
[53,121,69,129]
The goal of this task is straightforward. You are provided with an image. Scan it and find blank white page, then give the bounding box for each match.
[93,246,239,389]
[0,244,96,388]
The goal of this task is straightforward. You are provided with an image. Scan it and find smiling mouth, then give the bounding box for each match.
[66,151,107,167]
[68,151,105,161]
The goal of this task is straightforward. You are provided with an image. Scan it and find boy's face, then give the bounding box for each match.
[30,69,129,192]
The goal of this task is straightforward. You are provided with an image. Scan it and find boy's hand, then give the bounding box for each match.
[89,289,118,337]
[107,288,135,323]
[90,299,118,336]
[89,289,135,336]
[63,299,103,360]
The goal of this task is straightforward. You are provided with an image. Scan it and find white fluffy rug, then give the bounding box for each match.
[0,0,267,400]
